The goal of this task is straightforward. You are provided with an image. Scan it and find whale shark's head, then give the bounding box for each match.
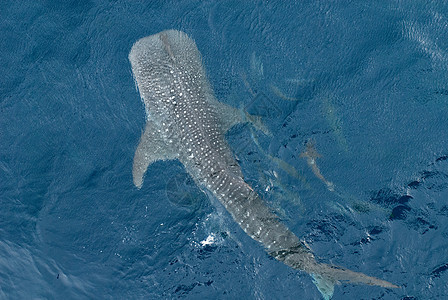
[129,30,207,120]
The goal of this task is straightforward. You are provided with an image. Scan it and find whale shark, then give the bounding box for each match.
[129,29,398,299]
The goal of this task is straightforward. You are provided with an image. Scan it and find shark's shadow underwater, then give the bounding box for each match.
[129,29,398,299]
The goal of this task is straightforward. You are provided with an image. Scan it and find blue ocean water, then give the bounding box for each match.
[1,0,448,299]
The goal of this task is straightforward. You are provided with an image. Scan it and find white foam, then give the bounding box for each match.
[200,234,216,246]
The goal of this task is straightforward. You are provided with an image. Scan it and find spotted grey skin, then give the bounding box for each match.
[129,30,398,299]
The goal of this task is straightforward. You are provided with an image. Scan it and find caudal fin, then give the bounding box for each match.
[311,263,399,299]
[311,272,336,300]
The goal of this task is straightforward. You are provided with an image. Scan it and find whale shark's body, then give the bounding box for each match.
[129,30,397,299]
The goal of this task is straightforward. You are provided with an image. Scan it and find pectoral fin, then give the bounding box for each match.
[133,120,177,188]
[208,94,271,136]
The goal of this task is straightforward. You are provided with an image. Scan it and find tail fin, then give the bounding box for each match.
[311,263,399,299]
[311,272,336,300]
